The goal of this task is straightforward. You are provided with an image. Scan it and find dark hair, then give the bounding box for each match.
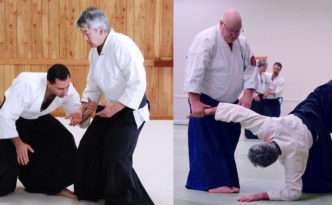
[257,59,266,68]
[76,7,110,32]
[47,64,70,84]
[274,62,282,69]
[248,142,280,168]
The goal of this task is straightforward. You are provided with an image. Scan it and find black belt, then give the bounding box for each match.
[139,93,148,109]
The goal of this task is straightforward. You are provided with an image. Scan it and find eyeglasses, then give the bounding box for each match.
[223,23,244,35]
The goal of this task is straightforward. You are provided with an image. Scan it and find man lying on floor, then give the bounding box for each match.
[187,80,332,201]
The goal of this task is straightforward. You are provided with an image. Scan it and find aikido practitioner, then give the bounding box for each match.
[265,62,285,117]
[245,59,273,139]
[0,64,82,199]
[189,80,332,201]
[74,7,154,205]
[183,9,257,193]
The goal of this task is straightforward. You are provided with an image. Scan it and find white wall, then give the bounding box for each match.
[174,0,332,124]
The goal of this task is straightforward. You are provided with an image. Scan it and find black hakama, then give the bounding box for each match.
[245,94,271,139]
[0,113,77,196]
[291,80,332,193]
[264,98,282,117]
[74,106,154,205]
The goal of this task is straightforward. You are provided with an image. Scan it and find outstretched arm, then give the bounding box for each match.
[239,88,254,108]
[214,103,275,140]
[186,106,216,118]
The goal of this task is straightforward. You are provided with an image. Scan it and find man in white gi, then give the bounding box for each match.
[265,62,285,117]
[74,7,153,205]
[0,64,82,199]
[184,9,257,193]
[188,79,332,201]
[245,59,274,139]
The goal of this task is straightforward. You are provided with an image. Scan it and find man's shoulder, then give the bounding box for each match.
[14,72,45,87]
[277,75,285,82]
[108,29,136,47]
[194,24,219,41]
[236,35,249,47]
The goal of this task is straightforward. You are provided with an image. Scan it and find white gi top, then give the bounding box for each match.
[215,103,313,201]
[0,72,81,139]
[82,29,149,128]
[266,72,285,99]
[256,72,274,94]
[184,24,257,102]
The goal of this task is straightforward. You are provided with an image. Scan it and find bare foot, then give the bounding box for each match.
[231,187,240,193]
[208,186,239,193]
[56,188,77,199]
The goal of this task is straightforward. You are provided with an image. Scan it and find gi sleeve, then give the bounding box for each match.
[266,75,275,90]
[81,52,103,103]
[62,83,81,115]
[274,78,285,98]
[215,102,279,141]
[116,39,146,110]
[267,151,306,200]
[240,36,257,90]
[184,35,214,94]
[0,80,31,139]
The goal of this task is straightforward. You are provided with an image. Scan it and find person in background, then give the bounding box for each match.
[265,62,285,117]
[245,59,273,139]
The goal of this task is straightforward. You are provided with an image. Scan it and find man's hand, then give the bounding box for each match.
[95,102,125,118]
[79,98,98,123]
[12,137,35,166]
[65,110,82,126]
[190,101,212,118]
[263,89,274,99]
[253,93,260,102]
[236,192,269,202]
[187,107,217,119]
[239,89,254,108]
[188,93,211,118]
[85,97,98,115]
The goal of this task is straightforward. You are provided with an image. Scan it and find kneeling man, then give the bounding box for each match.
[0,64,83,198]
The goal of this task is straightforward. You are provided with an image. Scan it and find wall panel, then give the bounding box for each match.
[0,0,4,59]
[0,0,173,119]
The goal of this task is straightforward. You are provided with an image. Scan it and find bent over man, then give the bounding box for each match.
[0,64,81,199]
[192,80,332,201]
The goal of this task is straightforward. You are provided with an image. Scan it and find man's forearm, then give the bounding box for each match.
[188,92,201,105]
[244,88,254,96]
[79,102,89,122]
[11,136,23,147]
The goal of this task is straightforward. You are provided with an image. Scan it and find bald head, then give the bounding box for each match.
[220,9,243,43]
[222,9,242,28]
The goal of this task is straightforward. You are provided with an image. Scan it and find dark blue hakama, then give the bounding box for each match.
[186,94,241,191]
[291,80,332,193]
[264,98,281,117]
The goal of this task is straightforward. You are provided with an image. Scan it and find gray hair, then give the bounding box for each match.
[76,7,110,32]
[257,59,266,68]
[248,142,280,167]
